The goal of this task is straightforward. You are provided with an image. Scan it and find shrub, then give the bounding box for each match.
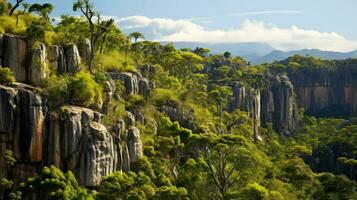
[70,71,103,107]
[0,15,27,34]
[45,75,70,105]
[95,50,136,72]
[0,67,15,84]
[150,88,178,106]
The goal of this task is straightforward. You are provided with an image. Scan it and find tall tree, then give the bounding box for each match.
[128,31,145,43]
[9,0,24,16]
[73,0,115,72]
[29,3,54,23]
[14,2,29,26]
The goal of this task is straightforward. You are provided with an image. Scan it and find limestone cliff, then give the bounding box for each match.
[287,60,357,118]
[229,73,298,137]
[0,83,144,187]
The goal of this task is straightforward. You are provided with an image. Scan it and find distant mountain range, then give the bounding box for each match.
[166,42,357,64]
[251,49,357,64]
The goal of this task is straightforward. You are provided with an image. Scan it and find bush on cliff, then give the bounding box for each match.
[46,72,103,108]
[70,71,103,107]
[0,67,15,84]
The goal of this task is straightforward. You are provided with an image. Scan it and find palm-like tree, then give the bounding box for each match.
[128,32,145,43]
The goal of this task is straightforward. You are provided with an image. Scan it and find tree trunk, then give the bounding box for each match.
[9,1,21,16]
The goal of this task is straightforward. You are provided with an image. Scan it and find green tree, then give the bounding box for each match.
[9,0,24,16]
[18,166,93,200]
[128,31,144,44]
[29,3,54,23]
[73,0,115,72]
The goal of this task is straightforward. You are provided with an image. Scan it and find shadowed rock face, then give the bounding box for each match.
[0,83,45,182]
[288,62,357,118]
[230,83,261,139]
[261,74,297,136]
[1,34,28,82]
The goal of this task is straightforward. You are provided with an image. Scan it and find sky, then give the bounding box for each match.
[25,0,357,52]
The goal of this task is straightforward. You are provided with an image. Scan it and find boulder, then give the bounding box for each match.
[29,43,47,85]
[126,126,143,163]
[2,34,28,82]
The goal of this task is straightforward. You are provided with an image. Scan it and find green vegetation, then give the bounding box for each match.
[0,67,15,84]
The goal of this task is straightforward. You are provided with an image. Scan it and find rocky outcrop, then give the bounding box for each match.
[29,43,47,85]
[126,126,143,163]
[261,74,298,136]
[230,83,261,140]
[102,81,113,115]
[108,72,154,97]
[288,62,357,118]
[0,83,45,182]
[78,38,91,64]
[63,44,81,74]
[1,34,28,82]
[48,45,66,75]
[159,105,198,132]
[0,83,144,186]
[229,74,298,137]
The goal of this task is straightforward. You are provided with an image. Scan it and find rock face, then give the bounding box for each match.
[48,45,66,75]
[102,81,113,115]
[78,38,91,64]
[29,43,47,85]
[0,84,143,186]
[126,126,143,163]
[1,34,28,82]
[261,74,298,136]
[230,83,261,139]
[63,44,81,74]
[0,83,45,182]
[288,62,357,118]
[159,105,198,132]
[108,72,154,97]
[229,74,298,137]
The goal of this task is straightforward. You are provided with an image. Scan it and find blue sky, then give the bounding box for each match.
[25,0,357,51]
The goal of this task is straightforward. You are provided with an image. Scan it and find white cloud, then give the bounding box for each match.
[117,15,357,52]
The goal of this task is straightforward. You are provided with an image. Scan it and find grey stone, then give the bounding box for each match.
[64,44,81,73]
[126,126,143,163]
[29,43,47,85]
[3,34,28,82]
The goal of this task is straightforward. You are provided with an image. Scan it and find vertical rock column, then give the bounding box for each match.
[230,82,262,140]
[29,43,47,85]
[261,74,297,136]
[2,34,28,82]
